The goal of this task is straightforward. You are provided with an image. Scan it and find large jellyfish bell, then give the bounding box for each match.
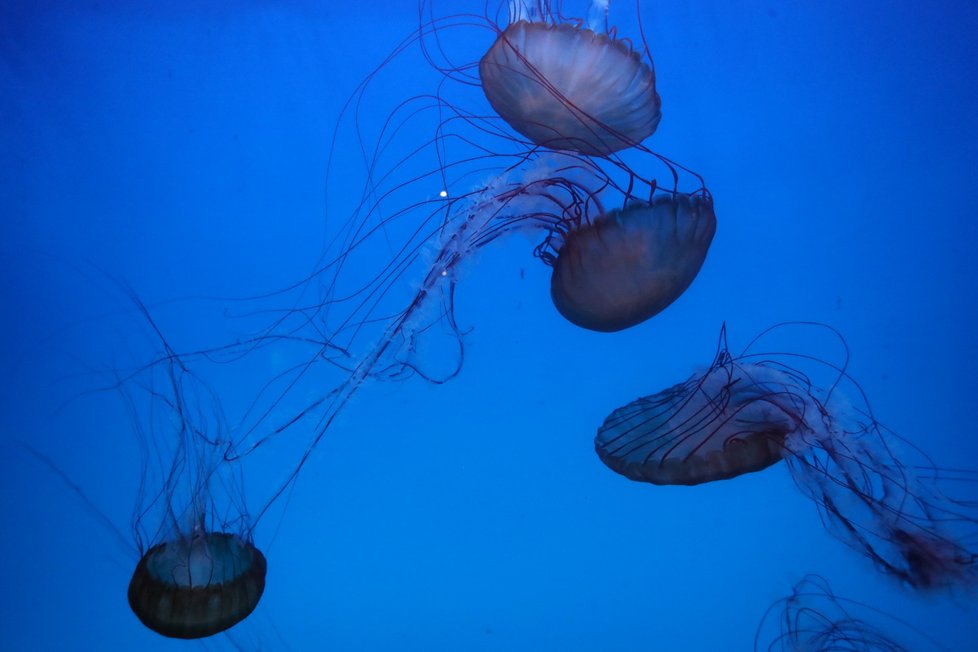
[480,0,662,155]
[595,341,793,484]
[550,191,716,332]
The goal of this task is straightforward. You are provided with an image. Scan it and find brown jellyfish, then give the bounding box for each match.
[480,16,662,156]
[550,192,716,333]
[117,298,268,638]
[594,341,796,484]
[128,531,266,639]
[595,323,978,590]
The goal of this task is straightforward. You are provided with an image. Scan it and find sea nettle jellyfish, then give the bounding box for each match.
[480,0,662,155]
[23,292,267,641]
[549,191,715,331]
[215,149,712,520]
[129,531,265,639]
[123,302,266,639]
[595,323,978,590]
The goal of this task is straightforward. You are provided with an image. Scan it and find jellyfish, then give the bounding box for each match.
[550,191,716,332]
[128,530,266,639]
[595,323,978,590]
[754,575,945,651]
[119,300,266,639]
[480,0,662,155]
[27,293,267,640]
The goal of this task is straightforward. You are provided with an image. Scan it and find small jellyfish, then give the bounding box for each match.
[129,531,266,639]
[122,299,266,638]
[595,323,978,590]
[480,1,662,155]
[550,192,716,332]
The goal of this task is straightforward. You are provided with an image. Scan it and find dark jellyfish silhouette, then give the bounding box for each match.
[595,333,799,485]
[480,4,662,155]
[595,323,978,590]
[754,575,945,651]
[129,531,266,639]
[119,300,266,639]
[551,192,716,332]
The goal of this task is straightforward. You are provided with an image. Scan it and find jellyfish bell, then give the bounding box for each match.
[595,355,798,484]
[592,323,844,488]
[479,16,662,156]
[128,530,266,639]
[550,191,716,333]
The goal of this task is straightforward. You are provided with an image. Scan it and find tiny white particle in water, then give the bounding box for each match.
[439,190,448,198]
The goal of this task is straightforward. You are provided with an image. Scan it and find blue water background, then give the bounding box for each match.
[2,1,977,650]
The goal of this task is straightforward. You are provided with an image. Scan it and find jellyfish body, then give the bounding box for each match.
[114,298,269,638]
[128,532,266,639]
[551,192,716,332]
[595,324,978,590]
[595,356,797,484]
[480,20,662,155]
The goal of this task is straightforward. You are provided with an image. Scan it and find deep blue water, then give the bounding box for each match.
[2,1,978,650]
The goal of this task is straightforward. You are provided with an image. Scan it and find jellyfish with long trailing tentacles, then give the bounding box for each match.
[595,323,978,590]
[480,0,662,155]
[754,575,948,651]
[168,1,714,523]
[218,150,711,522]
[116,300,266,639]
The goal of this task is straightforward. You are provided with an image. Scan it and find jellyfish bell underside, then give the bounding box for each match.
[595,361,799,485]
[551,192,716,333]
[480,20,662,156]
[128,531,266,639]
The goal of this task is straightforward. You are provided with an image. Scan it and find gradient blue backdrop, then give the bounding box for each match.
[2,1,977,650]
